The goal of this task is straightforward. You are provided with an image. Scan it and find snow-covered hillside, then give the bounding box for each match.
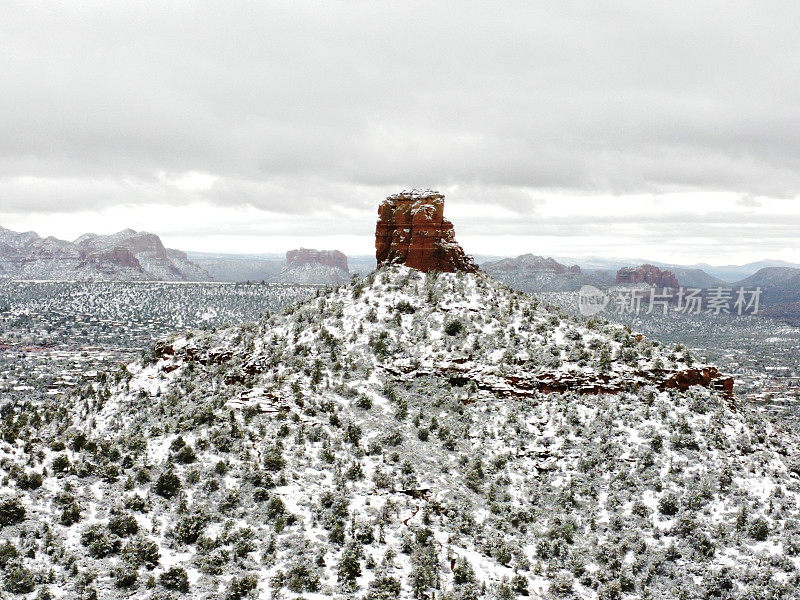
[1,267,799,599]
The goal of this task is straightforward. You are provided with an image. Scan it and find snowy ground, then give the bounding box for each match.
[1,268,799,599]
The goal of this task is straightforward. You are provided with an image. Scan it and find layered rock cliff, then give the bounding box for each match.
[375,190,477,273]
[617,263,680,288]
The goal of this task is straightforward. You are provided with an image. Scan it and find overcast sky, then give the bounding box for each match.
[2,1,799,264]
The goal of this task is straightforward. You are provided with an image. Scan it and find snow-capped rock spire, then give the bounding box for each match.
[375,190,478,273]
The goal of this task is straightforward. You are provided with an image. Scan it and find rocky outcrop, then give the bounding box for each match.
[375,190,477,273]
[85,246,143,272]
[286,248,348,273]
[617,264,679,288]
[384,361,735,400]
[662,367,734,397]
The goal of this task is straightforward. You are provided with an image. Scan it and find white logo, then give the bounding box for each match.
[578,285,609,316]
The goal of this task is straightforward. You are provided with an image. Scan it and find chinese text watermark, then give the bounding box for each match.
[578,286,762,317]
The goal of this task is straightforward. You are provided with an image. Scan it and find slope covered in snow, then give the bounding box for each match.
[1,267,799,599]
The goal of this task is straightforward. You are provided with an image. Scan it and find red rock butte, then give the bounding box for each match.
[375,190,478,273]
[617,264,679,288]
[286,248,348,272]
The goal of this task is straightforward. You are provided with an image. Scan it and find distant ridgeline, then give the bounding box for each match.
[0,226,210,281]
[617,264,680,288]
[278,248,350,285]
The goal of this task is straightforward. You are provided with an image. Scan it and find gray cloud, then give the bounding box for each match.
[1,0,799,259]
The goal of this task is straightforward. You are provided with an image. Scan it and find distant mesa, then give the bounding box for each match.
[278,248,350,284]
[375,190,477,273]
[616,264,679,288]
[481,254,614,294]
[286,248,348,273]
[484,254,581,276]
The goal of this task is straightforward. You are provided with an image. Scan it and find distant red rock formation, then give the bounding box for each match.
[375,190,477,273]
[617,264,679,288]
[77,230,169,260]
[85,246,142,270]
[286,248,348,272]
